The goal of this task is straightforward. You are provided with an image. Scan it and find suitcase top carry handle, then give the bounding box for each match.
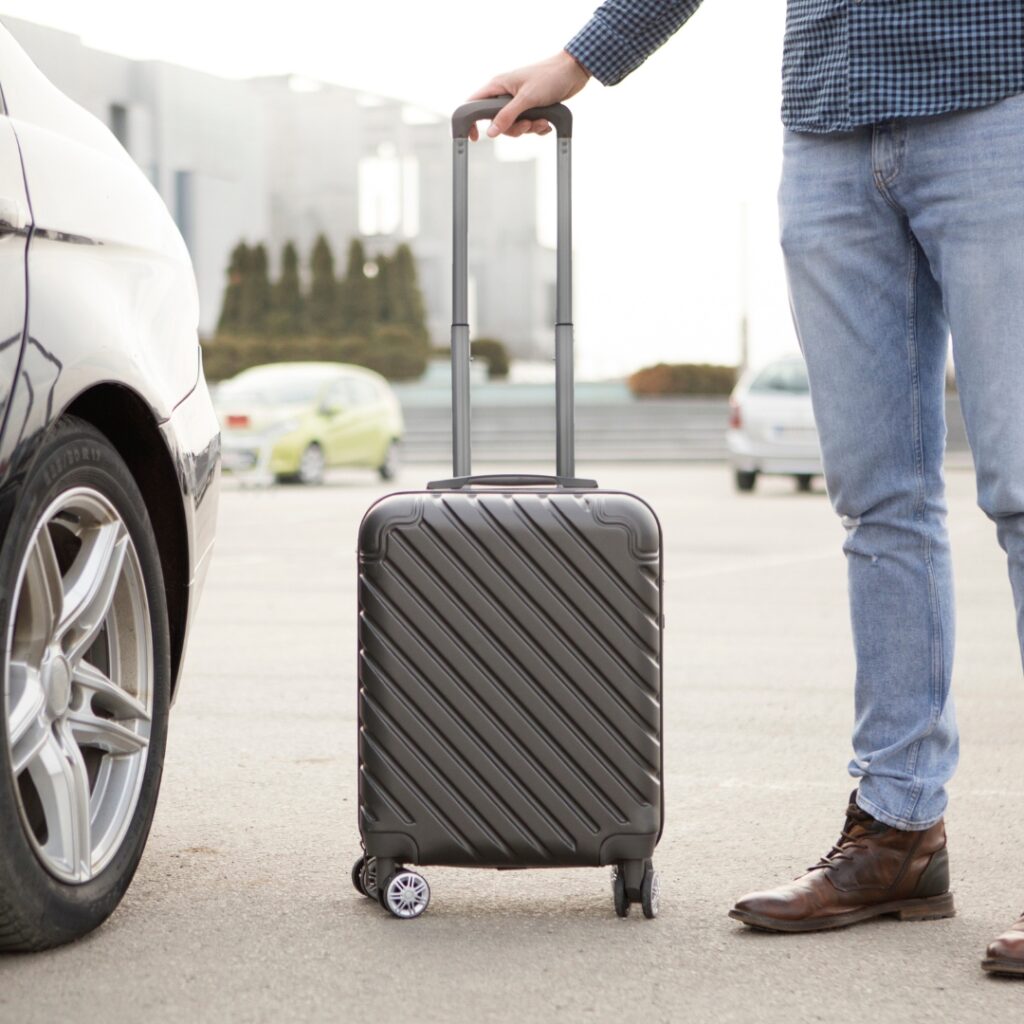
[450,100,576,479]
[451,97,573,139]
[427,473,597,490]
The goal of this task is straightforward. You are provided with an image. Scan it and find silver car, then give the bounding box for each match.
[0,25,219,948]
[727,355,823,492]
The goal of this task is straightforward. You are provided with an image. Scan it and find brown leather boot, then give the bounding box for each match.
[982,915,1024,976]
[729,792,955,932]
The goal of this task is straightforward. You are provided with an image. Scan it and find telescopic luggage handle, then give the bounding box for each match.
[447,96,575,480]
[427,473,597,490]
[451,98,573,139]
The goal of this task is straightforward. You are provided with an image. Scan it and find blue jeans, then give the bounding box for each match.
[779,91,1024,830]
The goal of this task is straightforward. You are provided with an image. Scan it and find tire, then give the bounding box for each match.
[0,417,171,951]
[297,443,326,486]
[641,866,660,920]
[377,441,399,482]
[735,470,757,493]
[611,866,630,918]
[351,857,367,897]
[795,474,813,493]
[359,857,377,900]
[381,869,430,919]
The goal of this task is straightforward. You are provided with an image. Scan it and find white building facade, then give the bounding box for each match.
[4,16,555,357]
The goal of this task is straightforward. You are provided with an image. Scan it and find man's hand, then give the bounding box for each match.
[468,51,591,140]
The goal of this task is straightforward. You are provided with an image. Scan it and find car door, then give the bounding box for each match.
[319,376,364,466]
[0,108,31,447]
[345,376,386,464]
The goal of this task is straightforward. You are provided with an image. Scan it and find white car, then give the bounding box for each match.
[727,355,822,492]
[0,25,219,949]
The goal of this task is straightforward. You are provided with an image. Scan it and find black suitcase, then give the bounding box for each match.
[352,98,663,920]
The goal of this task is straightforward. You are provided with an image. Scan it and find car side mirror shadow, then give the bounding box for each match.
[319,402,343,417]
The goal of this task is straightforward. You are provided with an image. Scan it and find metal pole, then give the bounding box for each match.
[555,137,574,478]
[738,200,750,375]
[451,138,471,477]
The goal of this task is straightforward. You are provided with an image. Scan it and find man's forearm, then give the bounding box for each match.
[566,0,704,85]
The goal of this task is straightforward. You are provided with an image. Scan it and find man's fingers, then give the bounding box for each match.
[472,117,548,141]
[487,94,532,137]
[466,79,525,138]
[466,51,587,138]
[488,117,553,139]
[465,77,554,139]
[467,81,508,141]
[512,120,553,137]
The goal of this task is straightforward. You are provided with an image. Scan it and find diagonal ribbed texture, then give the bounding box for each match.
[357,489,662,868]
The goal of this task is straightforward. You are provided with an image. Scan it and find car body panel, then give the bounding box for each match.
[0,115,29,439]
[727,355,823,477]
[321,374,391,467]
[160,378,221,681]
[0,25,199,416]
[0,24,220,693]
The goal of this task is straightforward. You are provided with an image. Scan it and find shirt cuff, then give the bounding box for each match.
[566,1,701,86]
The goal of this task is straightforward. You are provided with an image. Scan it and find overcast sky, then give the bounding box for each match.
[0,1,794,378]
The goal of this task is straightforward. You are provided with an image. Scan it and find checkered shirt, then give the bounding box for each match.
[565,0,1024,133]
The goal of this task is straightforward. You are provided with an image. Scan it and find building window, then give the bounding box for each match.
[358,143,419,237]
[109,104,129,148]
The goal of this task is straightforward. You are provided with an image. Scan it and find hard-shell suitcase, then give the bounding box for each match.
[352,98,663,920]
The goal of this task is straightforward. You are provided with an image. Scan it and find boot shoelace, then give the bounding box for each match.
[807,817,883,872]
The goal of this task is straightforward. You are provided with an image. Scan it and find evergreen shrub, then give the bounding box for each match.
[628,362,737,396]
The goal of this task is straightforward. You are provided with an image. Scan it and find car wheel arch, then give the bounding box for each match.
[62,384,189,697]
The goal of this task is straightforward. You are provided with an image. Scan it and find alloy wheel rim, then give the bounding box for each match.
[386,873,429,918]
[362,858,377,898]
[4,488,153,884]
[299,445,325,484]
[649,872,661,915]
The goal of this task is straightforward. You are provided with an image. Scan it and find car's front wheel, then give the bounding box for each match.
[0,417,170,951]
[296,442,326,486]
[734,469,757,492]
[378,441,399,482]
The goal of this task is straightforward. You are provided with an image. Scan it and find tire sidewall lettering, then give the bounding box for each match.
[39,442,104,490]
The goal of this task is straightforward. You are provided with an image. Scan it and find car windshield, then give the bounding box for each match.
[749,360,810,395]
[218,370,330,406]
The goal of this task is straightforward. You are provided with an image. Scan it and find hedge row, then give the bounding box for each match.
[201,326,428,383]
[628,362,737,397]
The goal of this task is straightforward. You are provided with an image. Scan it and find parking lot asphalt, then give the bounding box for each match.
[2,462,1023,1023]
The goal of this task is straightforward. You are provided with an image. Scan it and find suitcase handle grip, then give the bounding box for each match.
[450,104,575,479]
[427,473,597,490]
[451,97,573,139]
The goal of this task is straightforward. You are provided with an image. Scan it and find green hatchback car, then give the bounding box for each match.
[215,362,404,484]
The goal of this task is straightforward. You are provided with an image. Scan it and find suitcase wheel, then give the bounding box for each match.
[641,866,661,920]
[351,856,378,901]
[612,860,659,920]
[611,866,630,918]
[351,857,367,897]
[381,869,431,920]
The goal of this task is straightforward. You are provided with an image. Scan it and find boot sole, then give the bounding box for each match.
[981,958,1024,978]
[728,891,956,933]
